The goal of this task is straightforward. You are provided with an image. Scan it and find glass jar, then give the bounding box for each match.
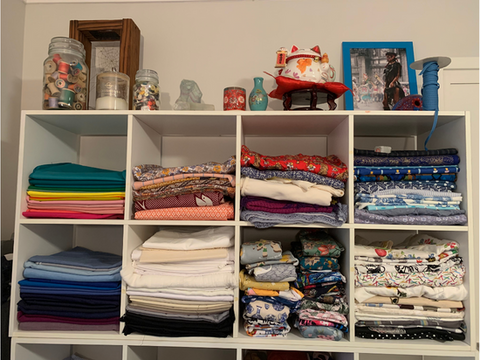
[42,37,89,110]
[95,70,130,110]
[133,69,160,110]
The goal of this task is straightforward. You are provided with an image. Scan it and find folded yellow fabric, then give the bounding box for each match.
[239,269,289,291]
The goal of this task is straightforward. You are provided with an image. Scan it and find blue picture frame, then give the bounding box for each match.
[342,41,417,110]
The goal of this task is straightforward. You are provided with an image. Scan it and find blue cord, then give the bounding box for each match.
[419,61,440,150]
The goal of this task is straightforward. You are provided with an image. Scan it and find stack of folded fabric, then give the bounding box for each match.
[23,163,126,219]
[120,227,236,337]
[17,247,122,331]
[132,157,236,221]
[239,239,303,337]
[353,148,467,225]
[290,229,348,341]
[240,146,348,228]
[354,233,467,341]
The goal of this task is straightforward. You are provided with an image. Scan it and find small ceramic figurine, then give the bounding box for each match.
[278,45,336,84]
[174,79,214,110]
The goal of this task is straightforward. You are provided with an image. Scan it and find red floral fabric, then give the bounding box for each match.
[241,146,348,182]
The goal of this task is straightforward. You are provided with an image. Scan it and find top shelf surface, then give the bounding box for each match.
[23,110,466,137]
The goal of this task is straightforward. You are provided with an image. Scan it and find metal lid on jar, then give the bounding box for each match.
[135,69,159,82]
[97,70,130,83]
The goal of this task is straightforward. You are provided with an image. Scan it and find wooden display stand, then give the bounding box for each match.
[69,19,141,109]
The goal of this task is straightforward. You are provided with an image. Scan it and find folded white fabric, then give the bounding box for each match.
[126,289,234,302]
[134,264,235,276]
[126,286,234,297]
[355,284,468,303]
[121,268,236,289]
[142,226,234,250]
[240,177,334,206]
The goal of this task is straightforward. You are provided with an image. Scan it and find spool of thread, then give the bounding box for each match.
[58,73,69,81]
[48,97,59,108]
[68,83,76,91]
[47,82,60,97]
[42,101,49,110]
[74,84,83,94]
[71,61,84,72]
[75,93,86,102]
[58,88,75,108]
[57,61,70,74]
[72,68,81,76]
[44,92,50,100]
[44,73,52,84]
[74,102,83,110]
[78,72,87,82]
[49,72,59,83]
[67,74,78,83]
[75,79,86,89]
[52,54,62,64]
[44,60,56,73]
[55,79,67,89]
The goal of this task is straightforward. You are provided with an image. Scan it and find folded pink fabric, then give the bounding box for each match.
[134,191,225,212]
[17,311,119,324]
[133,173,236,190]
[134,202,234,221]
[27,205,124,214]
[26,197,125,206]
[22,210,123,219]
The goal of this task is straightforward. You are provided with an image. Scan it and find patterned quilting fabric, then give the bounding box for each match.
[132,156,236,181]
[354,208,468,225]
[133,173,235,190]
[241,167,345,189]
[354,166,459,176]
[133,202,234,221]
[295,319,344,341]
[355,173,457,182]
[241,146,348,182]
[243,299,290,323]
[354,148,458,157]
[241,196,334,214]
[354,155,460,167]
[354,181,457,193]
[134,192,225,212]
[296,229,345,257]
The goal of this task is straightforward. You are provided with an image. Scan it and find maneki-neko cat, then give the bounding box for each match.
[276,45,336,84]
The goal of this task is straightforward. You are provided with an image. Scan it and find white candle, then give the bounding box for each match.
[96,96,128,110]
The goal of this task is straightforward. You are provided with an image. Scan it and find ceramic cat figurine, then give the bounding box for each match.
[278,45,336,84]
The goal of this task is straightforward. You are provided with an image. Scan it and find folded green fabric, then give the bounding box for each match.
[29,163,126,183]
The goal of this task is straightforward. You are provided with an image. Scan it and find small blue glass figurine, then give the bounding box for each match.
[248,77,268,111]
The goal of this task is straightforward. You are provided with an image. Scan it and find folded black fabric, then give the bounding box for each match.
[355,325,465,342]
[121,308,235,338]
[20,293,120,306]
[17,300,119,319]
[354,148,458,157]
[20,297,120,309]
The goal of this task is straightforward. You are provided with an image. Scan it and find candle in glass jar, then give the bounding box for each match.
[96,96,128,110]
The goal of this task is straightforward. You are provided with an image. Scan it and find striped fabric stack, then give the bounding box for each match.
[353,148,467,225]
[354,233,467,341]
[22,163,125,219]
[131,157,236,221]
[240,146,348,228]
[291,229,349,341]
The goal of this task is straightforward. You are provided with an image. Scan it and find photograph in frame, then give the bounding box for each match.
[342,42,417,110]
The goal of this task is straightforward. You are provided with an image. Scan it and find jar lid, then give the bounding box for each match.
[97,71,130,82]
[224,87,246,91]
[49,37,86,57]
[136,69,159,82]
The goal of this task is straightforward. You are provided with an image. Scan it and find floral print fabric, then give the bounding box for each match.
[354,155,460,167]
[354,180,457,194]
[295,319,344,341]
[241,145,348,182]
[243,299,290,323]
[296,230,345,258]
[240,240,283,265]
[245,251,299,271]
[133,156,236,181]
[354,208,468,225]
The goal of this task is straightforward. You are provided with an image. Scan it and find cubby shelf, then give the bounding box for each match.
[9,110,476,360]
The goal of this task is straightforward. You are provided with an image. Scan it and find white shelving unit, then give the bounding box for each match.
[9,110,477,360]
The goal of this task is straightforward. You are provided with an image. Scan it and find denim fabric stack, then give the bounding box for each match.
[353,148,467,225]
[290,229,349,341]
[239,239,302,337]
[239,146,348,228]
[17,247,121,331]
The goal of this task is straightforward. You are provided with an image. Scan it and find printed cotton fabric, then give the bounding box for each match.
[240,240,283,264]
[241,145,348,181]
[241,196,334,214]
[132,156,236,181]
[296,229,345,258]
[133,173,236,190]
[354,208,468,225]
[134,202,234,221]
[354,148,458,157]
[354,155,460,167]
[354,180,457,194]
[243,299,290,323]
[134,192,225,211]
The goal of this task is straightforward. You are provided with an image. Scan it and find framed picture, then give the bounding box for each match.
[342,42,417,110]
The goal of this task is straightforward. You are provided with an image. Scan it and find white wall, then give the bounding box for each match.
[1,0,478,240]
[1,0,25,241]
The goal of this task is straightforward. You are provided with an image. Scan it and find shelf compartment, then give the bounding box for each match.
[127,345,236,360]
[12,342,122,360]
[241,349,354,360]
[9,224,124,338]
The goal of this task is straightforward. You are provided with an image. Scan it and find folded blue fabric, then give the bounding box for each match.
[29,163,126,183]
[19,279,121,290]
[28,247,122,269]
[24,261,121,276]
[23,268,121,282]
